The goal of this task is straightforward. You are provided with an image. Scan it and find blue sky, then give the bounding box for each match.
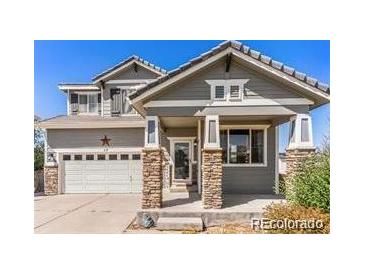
[34,40,330,152]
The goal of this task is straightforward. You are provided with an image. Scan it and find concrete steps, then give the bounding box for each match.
[156,217,203,231]
[169,184,198,193]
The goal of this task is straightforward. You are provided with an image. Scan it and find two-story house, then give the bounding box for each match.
[39,40,330,209]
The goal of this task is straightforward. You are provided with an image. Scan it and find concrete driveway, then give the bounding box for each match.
[34,194,140,234]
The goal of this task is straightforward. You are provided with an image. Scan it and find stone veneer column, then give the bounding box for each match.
[142,148,163,209]
[202,148,223,209]
[285,148,316,177]
[44,166,58,195]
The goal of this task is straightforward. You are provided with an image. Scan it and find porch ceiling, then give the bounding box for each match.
[160,117,199,128]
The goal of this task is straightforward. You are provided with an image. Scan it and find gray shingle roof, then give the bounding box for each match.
[129,40,330,100]
[92,55,167,82]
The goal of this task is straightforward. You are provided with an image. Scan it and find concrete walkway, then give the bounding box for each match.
[34,194,140,234]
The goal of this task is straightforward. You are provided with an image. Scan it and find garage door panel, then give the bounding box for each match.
[64,154,142,194]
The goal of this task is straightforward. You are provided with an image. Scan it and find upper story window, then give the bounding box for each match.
[229,85,241,100]
[69,92,101,115]
[214,86,225,100]
[206,79,249,102]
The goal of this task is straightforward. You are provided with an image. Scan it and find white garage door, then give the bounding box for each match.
[63,153,142,193]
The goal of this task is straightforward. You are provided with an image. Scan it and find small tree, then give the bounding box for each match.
[34,117,44,171]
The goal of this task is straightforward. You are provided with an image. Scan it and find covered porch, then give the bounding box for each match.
[141,111,314,209]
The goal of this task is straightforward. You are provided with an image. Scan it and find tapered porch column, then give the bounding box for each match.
[285,114,316,177]
[142,116,163,209]
[202,115,223,209]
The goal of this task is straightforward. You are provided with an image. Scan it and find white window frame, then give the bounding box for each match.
[213,85,226,100]
[220,125,269,167]
[206,79,249,102]
[72,92,101,115]
[144,116,160,148]
[204,115,220,149]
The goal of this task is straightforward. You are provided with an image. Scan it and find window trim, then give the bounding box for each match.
[206,79,249,102]
[74,92,101,115]
[220,125,268,167]
[214,85,226,100]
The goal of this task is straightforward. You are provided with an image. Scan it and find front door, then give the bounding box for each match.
[173,141,191,182]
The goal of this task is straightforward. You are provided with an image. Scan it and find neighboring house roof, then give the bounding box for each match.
[92,55,167,83]
[39,115,145,129]
[129,40,330,107]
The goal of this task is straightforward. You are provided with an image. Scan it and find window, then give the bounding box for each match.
[74,154,82,161]
[88,94,98,113]
[86,154,94,160]
[147,120,156,144]
[229,85,240,99]
[97,154,106,160]
[120,154,129,160]
[229,129,250,164]
[220,128,266,165]
[220,130,228,164]
[63,154,71,161]
[251,130,264,163]
[121,89,132,114]
[109,154,118,160]
[301,118,309,142]
[214,86,225,99]
[79,94,88,113]
[132,154,141,160]
[70,93,78,114]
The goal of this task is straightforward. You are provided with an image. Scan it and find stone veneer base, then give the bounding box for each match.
[142,148,163,209]
[202,148,223,209]
[285,148,316,177]
[44,165,58,195]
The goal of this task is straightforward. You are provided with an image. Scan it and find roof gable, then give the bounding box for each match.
[130,41,330,108]
[92,55,167,83]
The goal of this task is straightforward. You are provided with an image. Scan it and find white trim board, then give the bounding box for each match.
[93,60,165,84]
[52,147,143,153]
[143,98,313,108]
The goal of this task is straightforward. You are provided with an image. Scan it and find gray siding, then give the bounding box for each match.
[152,59,301,101]
[47,128,144,149]
[222,126,276,194]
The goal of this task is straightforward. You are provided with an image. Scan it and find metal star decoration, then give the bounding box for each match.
[100,135,111,146]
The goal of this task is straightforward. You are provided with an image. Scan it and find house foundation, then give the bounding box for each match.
[44,165,58,195]
[142,148,163,209]
[202,148,223,209]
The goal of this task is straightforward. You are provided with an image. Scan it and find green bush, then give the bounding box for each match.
[286,150,330,212]
[263,203,330,234]
[34,146,44,171]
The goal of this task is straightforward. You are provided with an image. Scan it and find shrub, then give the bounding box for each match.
[263,203,330,234]
[286,150,330,212]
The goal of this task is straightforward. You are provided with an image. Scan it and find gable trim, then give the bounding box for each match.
[92,57,166,83]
